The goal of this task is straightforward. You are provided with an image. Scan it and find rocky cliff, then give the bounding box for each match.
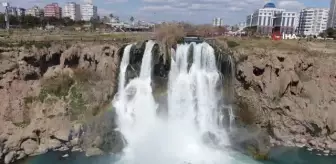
[1,39,335,163]
[0,42,124,164]
[232,41,336,156]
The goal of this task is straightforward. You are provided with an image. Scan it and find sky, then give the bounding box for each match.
[0,0,331,25]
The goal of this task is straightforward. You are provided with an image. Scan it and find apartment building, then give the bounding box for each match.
[298,8,329,36]
[328,0,336,28]
[44,3,62,19]
[81,2,97,21]
[26,6,44,18]
[212,17,224,27]
[64,2,81,21]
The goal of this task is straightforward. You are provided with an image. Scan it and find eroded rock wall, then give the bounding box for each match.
[0,43,121,163]
[234,48,336,153]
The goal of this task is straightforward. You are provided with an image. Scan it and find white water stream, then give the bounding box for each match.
[113,41,261,164]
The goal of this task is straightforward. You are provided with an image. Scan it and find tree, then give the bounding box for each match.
[109,13,114,18]
[130,16,134,23]
[325,28,336,38]
[101,16,110,23]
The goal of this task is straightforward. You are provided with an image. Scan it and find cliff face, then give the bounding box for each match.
[1,39,336,163]
[233,42,336,154]
[0,42,122,164]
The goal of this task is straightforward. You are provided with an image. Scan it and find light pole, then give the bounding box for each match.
[2,2,10,31]
[153,12,156,33]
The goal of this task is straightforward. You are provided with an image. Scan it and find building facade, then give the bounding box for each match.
[212,17,224,27]
[298,8,329,36]
[328,0,336,28]
[246,3,285,34]
[64,2,81,21]
[44,3,62,19]
[81,3,97,21]
[26,6,44,18]
[246,14,253,27]
[273,12,298,34]
[8,7,17,16]
[17,8,26,17]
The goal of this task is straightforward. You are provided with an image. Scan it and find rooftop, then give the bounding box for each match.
[263,2,276,8]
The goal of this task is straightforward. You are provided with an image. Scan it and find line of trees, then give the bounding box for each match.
[0,14,100,29]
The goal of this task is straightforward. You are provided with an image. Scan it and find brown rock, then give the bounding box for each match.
[279,71,291,96]
[21,139,38,155]
[85,147,104,157]
[4,151,15,164]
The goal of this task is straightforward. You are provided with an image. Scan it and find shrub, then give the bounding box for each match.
[227,40,240,48]
[39,74,75,102]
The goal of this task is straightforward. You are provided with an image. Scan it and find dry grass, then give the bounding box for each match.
[216,37,336,56]
[154,23,185,47]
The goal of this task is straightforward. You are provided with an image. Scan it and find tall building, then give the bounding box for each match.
[212,17,224,27]
[44,3,62,19]
[328,0,336,28]
[26,6,44,18]
[64,2,81,21]
[273,12,298,34]
[81,2,97,21]
[298,8,329,36]
[17,8,26,17]
[8,7,18,16]
[246,14,253,27]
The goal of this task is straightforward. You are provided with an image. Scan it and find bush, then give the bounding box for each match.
[39,74,75,102]
[227,40,240,48]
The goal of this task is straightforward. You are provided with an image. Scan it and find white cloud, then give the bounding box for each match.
[139,0,266,24]
[138,0,310,24]
[278,0,305,11]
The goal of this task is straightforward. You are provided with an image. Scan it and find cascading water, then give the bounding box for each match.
[113,40,261,164]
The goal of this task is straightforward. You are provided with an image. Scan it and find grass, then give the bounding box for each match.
[38,74,75,102]
[22,69,110,122]
[69,85,87,121]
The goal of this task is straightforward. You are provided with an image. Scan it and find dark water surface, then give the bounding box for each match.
[17,147,336,164]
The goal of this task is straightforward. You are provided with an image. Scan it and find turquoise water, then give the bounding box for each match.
[16,147,336,164]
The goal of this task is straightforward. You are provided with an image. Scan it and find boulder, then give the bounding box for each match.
[230,125,271,158]
[21,139,38,155]
[16,151,26,160]
[4,151,15,164]
[47,139,62,150]
[85,148,104,157]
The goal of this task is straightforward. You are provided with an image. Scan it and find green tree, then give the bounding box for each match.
[325,28,336,38]
[109,13,114,18]
[101,16,110,23]
[130,16,134,23]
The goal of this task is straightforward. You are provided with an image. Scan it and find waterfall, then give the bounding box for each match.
[113,41,259,164]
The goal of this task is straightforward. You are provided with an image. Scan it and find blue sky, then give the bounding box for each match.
[1,0,330,24]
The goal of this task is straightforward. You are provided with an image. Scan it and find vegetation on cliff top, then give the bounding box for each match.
[24,68,109,122]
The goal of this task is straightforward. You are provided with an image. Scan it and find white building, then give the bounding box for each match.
[17,8,26,17]
[26,6,43,18]
[273,12,298,34]
[81,2,97,21]
[247,2,285,34]
[64,2,81,21]
[212,17,223,27]
[328,0,336,28]
[298,8,329,36]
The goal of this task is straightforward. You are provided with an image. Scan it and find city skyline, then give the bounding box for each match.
[0,0,331,24]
